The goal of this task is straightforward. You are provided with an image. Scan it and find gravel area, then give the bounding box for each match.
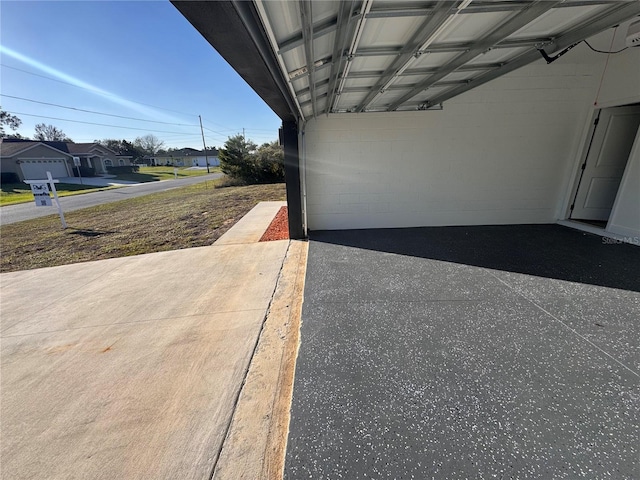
[260,206,289,242]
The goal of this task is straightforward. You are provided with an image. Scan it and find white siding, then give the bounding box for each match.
[608,128,640,241]
[303,40,639,231]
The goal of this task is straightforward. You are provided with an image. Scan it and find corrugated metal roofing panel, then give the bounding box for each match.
[358,16,429,47]
[253,0,640,120]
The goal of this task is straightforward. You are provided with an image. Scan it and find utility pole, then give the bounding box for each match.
[199,115,210,174]
[242,127,245,139]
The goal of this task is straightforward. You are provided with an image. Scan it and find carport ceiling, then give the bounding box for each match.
[174,1,640,122]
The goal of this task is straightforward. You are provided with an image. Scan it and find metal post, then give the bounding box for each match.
[282,120,305,239]
[47,171,67,229]
[199,115,210,173]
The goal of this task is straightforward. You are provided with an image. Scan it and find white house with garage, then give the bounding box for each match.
[173,1,640,244]
[149,148,220,167]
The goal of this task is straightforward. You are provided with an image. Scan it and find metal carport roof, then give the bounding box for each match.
[173,1,640,123]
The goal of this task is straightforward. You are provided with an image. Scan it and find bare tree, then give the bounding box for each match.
[34,123,72,142]
[134,134,165,155]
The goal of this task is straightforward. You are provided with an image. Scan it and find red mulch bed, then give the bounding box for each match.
[259,206,289,242]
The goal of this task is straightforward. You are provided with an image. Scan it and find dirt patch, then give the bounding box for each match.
[259,206,289,242]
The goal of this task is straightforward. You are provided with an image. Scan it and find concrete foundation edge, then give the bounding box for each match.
[212,239,308,479]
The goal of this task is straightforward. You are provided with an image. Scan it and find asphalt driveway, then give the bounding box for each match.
[285,225,640,479]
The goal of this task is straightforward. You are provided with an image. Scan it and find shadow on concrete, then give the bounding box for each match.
[310,224,640,292]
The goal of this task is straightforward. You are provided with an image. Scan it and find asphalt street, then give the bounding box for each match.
[0,173,222,225]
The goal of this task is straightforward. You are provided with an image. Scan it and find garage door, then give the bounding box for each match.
[20,159,69,180]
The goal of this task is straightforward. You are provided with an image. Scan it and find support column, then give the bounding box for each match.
[282,120,305,239]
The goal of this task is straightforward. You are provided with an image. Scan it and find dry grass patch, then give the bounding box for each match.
[1,182,286,273]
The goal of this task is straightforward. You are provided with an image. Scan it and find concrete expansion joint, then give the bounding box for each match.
[210,241,292,480]
[212,239,308,480]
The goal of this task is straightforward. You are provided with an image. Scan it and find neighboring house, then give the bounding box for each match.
[66,143,132,174]
[174,1,640,243]
[149,148,220,167]
[0,139,132,181]
[1,140,73,181]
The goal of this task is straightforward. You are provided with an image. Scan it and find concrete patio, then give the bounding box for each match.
[1,201,306,480]
[286,224,639,479]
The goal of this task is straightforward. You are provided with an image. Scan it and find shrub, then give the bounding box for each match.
[106,165,139,174]
[74,166,96,177]
[214,175,246,188]
[219,137,284,184]
[1,172,20,184]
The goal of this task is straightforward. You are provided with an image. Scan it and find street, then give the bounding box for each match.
[0,173,223,226]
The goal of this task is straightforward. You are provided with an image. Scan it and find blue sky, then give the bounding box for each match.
[0,0,281,149]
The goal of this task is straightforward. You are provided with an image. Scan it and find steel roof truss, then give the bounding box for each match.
[388,0,563,111]
[326,1,358,115]
[355,0,463,113]
[299,0,317,117]
[422,1,640,109]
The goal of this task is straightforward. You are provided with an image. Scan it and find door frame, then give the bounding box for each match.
[562,104,639,228]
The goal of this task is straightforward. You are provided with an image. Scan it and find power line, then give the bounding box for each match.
[0,63,199,118]
[5,111,198,135]
[0,94,200,127]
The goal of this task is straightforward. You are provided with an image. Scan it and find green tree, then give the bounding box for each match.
[219,134,258,181]
[0,108,22,138]
[34,123,72,142]
[254,141,284,183]
[96,139,145,162]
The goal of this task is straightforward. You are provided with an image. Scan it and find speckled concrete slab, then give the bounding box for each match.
[285,225,640,479]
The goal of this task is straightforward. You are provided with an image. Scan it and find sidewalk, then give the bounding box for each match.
[1,201,307,480]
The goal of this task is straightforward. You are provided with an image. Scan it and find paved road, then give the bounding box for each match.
[0,173,222,225]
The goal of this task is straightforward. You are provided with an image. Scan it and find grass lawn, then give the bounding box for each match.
[114,166,220,182]
[0,167,219,206]
[0,183,117,207]
[0,182,286,273]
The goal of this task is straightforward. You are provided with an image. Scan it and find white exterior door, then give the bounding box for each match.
[571,106,640,221]
[20,159,69,180]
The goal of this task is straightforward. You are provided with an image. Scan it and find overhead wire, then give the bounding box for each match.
[2,63,279,140]
[0,63,200,118]
[4,111,199,135]
[0,94,200,127]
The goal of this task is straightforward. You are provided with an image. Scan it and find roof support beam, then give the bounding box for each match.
[171,1,299,122]
[277,0,614,53]
[326,1,358,115]
[355,0,464,113]
[278,15,341,54]
[388,0,563,111]
[299,1,317,117]
[348,63,505,79]
[353,37,554,57]
[332,0,374,112]
[422,1,640,109]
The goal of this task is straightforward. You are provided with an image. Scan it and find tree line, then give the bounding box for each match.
[2,108,285,183]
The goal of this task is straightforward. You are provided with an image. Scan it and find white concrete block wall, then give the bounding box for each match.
[304,59,601,230]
